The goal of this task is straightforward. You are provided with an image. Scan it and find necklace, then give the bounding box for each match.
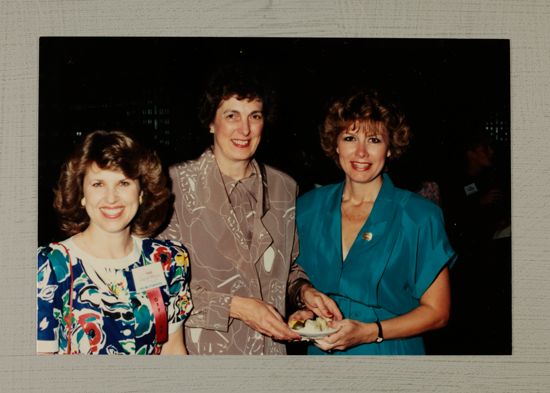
[73,235,136,299]
[107,278,128,297]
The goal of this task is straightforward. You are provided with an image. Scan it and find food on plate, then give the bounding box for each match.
[288,319,305,330]
[289,317,329,332]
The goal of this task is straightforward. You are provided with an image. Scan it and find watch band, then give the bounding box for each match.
[375,319,384,343]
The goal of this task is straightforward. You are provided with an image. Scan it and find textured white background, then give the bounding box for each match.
[1,0,549,392]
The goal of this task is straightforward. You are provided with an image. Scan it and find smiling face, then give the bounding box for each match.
[81,163,141,237]
[336,121,391,187]
[210,95,264,172]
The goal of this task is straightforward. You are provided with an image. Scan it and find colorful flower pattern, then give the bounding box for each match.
[37,238,192,355]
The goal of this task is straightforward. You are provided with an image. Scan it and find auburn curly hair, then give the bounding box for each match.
[320,90,411,167]
[53,130,170,237]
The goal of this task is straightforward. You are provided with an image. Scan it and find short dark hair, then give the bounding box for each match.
[320,90,411,166]
[198,63,275,128]
[53,130,170,237]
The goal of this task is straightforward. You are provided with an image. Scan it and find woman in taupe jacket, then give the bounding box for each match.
[161,65,341,354]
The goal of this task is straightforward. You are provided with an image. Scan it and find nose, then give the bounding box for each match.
[105,186,118,203]
[356,141,367,157]
[239,119,251,136]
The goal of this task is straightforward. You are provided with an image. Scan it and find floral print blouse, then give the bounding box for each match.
[37,237,192,355]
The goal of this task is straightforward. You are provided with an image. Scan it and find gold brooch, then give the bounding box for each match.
[362,232,373,241]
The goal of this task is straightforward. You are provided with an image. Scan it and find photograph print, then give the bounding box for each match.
[38,37,510,355]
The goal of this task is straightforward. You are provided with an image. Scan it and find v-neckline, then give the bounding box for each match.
[337,179,384,264]
[340,204,373,262]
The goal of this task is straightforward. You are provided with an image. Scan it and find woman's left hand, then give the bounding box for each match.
[301,285,343,321]
[313,319,375,352]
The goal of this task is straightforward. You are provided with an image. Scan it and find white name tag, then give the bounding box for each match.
[464,182,478,196]
[132,263,167,292]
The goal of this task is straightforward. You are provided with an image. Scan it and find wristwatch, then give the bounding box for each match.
[375,320,384,343]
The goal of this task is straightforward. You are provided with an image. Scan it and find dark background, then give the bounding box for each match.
[39,37,511,355]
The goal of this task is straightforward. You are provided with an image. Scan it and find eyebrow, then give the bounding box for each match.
[344,127,383,134]
[86,174,130,180]
[222,109,263,115]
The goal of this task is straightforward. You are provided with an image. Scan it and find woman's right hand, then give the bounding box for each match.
[230,296,302,341]
[288,309,315,326]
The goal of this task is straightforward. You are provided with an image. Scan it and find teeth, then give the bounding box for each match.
[101,207,123,217]
[232,139,249,146]
[352,162,371,170]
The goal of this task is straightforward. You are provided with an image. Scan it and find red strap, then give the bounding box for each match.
[146,287,168,344]
[52,242,168,351]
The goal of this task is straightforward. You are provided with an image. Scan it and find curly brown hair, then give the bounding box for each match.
[53,130,170,237]
[320,90,411,167]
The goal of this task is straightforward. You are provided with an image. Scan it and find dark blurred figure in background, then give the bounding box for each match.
[390,145,444,207]
[450,133,510,246]
[427,130,511,354]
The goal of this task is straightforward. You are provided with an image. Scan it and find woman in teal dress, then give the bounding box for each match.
[295,90,455,355]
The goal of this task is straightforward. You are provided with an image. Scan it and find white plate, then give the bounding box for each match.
[292,326,339,339]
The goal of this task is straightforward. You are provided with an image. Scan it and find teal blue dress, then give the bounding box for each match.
[296,174,456,355]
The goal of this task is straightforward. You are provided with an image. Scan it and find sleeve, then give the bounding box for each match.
[159,165,234,332]
[165,241,193,334]
[156,167,197,332]
[158,166,183,242]
[36,246,67,353]
[184,285,233,331]
[286,221,312,310]
[159,204,182,243]
[412,207,457,299]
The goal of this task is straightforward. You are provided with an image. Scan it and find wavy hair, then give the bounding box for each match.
[198,63,275,129]
[53,130,170,237]
[320,90,411,167]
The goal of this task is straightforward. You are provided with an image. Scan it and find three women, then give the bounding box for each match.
[38,74,454,356]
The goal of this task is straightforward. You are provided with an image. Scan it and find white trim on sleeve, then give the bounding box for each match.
[36,340,59,353]
[168,320,183,335]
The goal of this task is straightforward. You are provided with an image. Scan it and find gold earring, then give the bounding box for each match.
[139,192,143,205]
[80,197,86,207]
[209,127,215,134]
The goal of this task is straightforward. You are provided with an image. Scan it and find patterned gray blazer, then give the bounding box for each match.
[161,148,309,355]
